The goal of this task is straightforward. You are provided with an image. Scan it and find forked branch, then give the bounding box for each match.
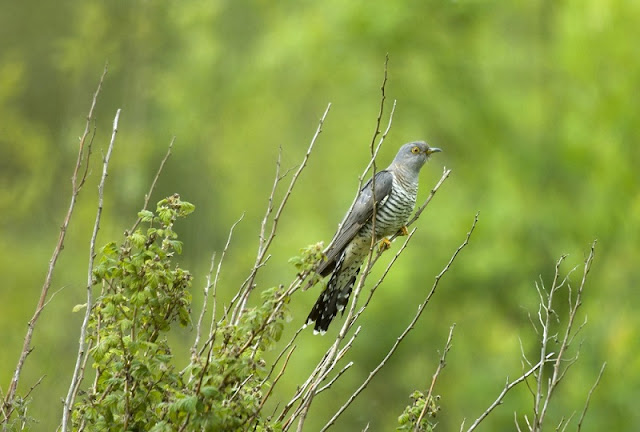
[3,65,108,420]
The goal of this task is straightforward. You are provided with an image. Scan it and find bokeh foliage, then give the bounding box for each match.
[1,0,638,430]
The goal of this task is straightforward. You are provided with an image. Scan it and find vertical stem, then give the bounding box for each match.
[62,109,121,431]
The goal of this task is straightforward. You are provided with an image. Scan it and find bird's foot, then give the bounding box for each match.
[379,237,392,252]
[396,226,409,237]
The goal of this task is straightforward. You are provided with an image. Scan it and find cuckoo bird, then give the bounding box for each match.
[305,141,441,334]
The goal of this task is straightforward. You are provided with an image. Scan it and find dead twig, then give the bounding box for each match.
[3,65,108,420]
[576,362,606,432]
[192,251,216,356]
[230,104,331,325]
[414,323,456,431]
[62,109,121,431]
[465,353,556,432]
[129,137,175,234]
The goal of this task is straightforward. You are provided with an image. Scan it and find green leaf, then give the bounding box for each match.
[138,209,154,222]
[173,395,198,414]
[72,303,87,312]
[200,386,220,398]
[177,201,195,217]
[101,241,118,257]
[130,230,147,248]
[167,239,183,254]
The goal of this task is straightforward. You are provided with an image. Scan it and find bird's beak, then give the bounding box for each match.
[426,147,442,155]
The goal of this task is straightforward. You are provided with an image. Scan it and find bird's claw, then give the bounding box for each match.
[379,238,392,252]
[397,226,409,237]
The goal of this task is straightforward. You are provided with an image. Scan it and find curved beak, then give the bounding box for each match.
[426,147,442,155]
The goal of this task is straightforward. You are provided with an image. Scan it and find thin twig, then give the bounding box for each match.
[327,56,392,258]
[40,286,67,310]
[533,255,567,425]
[129,137,175,234]
[278,348,333,424]
[192,252,216,356]
[576,362,606,430]
[406,167,452,227]
[21,376,45,403]
[315,362,354,396]
[354,227,418,317]
[245,345,297,429]
[197,214,244,357]
[260,327,304,387]
[62,108,121,431]
[465,353,555,432]
[259,146,282,255]
[3,65,107,419]
[369,54,389,151]
[231,104,331,326]
[535,242,596,430]
[414,324,456,431]
[366,55,391,259]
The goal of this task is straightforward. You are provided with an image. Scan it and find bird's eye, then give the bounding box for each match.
[411,146,420,154]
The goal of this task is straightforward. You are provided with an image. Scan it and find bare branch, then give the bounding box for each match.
[369,54,389,150]
[261,326,304,387]
[535,242,596,429]
[3,64,108,417]
[259,146,282,255]
[21,375,45,403]
[414,324,456,431]
[406,167,452,228]
[577,362,606,431]
[231,103,331,325]
[329,100,397,255]
[195,214,244,357]
[192,251,216,356]
[246,344,297,429]
[315,361,354,396]
[533,255,567,424]
[62,108,121,431]
[129,137,175,234]
[465,353,555,432]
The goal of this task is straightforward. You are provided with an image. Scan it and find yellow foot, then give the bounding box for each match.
[397,226,409,236]
[379,237,392,252]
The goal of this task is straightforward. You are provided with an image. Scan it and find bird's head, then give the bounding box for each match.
[391,141,442,173]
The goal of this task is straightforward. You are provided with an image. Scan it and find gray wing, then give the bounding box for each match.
[317,170,394,277]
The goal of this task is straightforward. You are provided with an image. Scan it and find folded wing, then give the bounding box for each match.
[316,170,393,277]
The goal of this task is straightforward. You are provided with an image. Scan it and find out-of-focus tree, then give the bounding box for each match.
[1,0,638,430]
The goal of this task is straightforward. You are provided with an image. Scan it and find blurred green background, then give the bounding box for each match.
[1,0,639,430]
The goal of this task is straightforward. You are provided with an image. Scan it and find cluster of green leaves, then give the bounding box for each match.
[0,394,34,431]
[177,284,289,432]
[72,195,194,430]
[71,194,290,431]
[289,241,326,287]
[397,391,440,431]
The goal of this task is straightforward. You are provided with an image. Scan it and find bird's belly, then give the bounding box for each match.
[369,191,416,238]
[342,235,372,268]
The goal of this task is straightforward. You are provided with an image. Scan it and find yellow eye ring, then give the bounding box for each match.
[411,146,420,154]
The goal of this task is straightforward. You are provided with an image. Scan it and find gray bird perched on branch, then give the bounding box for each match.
[305,141,442,334]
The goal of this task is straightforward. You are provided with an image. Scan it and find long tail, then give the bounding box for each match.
[305,252,360,335]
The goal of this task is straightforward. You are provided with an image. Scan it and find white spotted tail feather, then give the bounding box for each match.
[304,249,363,334]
